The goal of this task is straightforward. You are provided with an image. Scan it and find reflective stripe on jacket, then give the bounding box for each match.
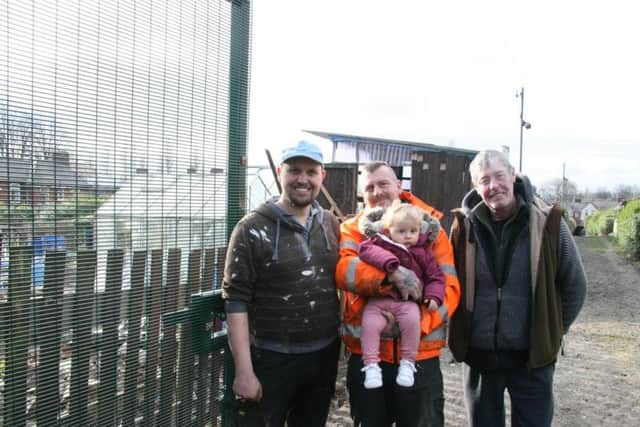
[335,192,461,363]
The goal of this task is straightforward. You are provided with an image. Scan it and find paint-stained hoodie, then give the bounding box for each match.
[222,198,340,353]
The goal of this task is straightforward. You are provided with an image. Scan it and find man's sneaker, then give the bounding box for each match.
[396,359,416,387]
[361,363,383,389]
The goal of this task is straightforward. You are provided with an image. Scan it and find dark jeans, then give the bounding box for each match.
[235,338,340,427]
[347,354,444,427]
[463,362,556,427]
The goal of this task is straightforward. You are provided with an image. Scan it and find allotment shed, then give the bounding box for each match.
[305,130,478,231]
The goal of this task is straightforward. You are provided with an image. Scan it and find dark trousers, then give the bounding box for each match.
[463,362,556,427]
[347,354,444,427]
[235,338,340,427]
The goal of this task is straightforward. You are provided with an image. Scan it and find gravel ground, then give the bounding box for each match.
[327,236,640,426]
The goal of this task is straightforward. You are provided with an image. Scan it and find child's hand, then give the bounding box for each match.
[424,299,439,311]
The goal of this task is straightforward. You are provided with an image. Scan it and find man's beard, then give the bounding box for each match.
[286,186,315,207]
[288,193,313,208]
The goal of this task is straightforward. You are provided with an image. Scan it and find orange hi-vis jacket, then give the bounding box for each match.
[336,192,461,363]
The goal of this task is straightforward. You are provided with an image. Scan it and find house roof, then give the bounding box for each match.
[568,202,587,212]
[32,158,91,188]
[0,156,91,188]
[592,200,620,210]
[0,158,33,183]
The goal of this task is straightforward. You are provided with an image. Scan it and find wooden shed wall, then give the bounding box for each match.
[318,163,358,217]
[410,151,475,233]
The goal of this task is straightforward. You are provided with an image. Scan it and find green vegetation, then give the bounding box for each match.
[0,202,34,221]
[585,208,617,236]
[585,199,640,260]
[615,199,640,259]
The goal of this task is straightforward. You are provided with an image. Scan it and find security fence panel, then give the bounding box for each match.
[0,0,251,425]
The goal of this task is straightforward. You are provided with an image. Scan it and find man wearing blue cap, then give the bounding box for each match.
[223,140,341,426]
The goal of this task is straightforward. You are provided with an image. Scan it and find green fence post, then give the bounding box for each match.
[224,1,251,425]
[227,0,251,234]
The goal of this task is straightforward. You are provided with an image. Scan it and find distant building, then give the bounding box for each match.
[580,202,599,223]
[0,151,93,207]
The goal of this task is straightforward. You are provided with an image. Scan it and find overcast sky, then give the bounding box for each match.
[247,0,640,193]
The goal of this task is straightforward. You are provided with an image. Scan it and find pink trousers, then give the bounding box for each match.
[361,297,421,365]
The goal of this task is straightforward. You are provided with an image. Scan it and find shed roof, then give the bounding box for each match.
[305,130,478,167]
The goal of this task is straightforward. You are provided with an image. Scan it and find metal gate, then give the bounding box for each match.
[0,0,251,425]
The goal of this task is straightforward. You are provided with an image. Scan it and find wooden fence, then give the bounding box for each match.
[0,246,233,426]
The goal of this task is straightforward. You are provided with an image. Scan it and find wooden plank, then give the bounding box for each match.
[319,185,345,219]
[265,148,282,194]
[4,246,32,426]
[196,247,216,425]
[67,250,97,426]
[177,248,202,425]
[157,248,181,426]
[143,249,164,425]
[121,250,148,426]
[36,250,66,425]
[96,249,124,426]
[201,247,215,291]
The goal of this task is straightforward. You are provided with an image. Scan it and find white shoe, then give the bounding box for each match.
[361,363,383,389]
[396,359,416,387]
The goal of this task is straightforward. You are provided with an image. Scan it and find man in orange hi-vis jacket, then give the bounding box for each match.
[336,161,460,427]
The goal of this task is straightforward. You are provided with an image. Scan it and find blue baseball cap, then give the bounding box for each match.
[280,140,324,165]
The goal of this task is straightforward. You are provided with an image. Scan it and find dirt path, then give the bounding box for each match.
[328,236,640,426]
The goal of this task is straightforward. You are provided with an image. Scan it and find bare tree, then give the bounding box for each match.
[593,187,613,200]
[0,105,58,159]
[613,184,640,201]
[539,178,579,204]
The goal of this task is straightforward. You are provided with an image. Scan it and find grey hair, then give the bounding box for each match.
[362,160,391,174]
[361,161,398,181]
[469,150,514,184]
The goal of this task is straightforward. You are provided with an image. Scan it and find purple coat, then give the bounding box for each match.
[359,232,445,304]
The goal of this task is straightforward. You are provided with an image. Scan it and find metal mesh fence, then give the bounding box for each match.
[0,0,251,425]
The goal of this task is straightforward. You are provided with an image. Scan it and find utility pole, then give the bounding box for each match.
[562,163,566,204]
[516,87,531,172]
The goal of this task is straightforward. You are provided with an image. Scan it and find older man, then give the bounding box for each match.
[449,149,587,427]
[223,140,341,426]
[336,161,460,427]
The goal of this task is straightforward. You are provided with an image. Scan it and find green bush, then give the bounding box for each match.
[615,199,640,259]
[585,208,617,236]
